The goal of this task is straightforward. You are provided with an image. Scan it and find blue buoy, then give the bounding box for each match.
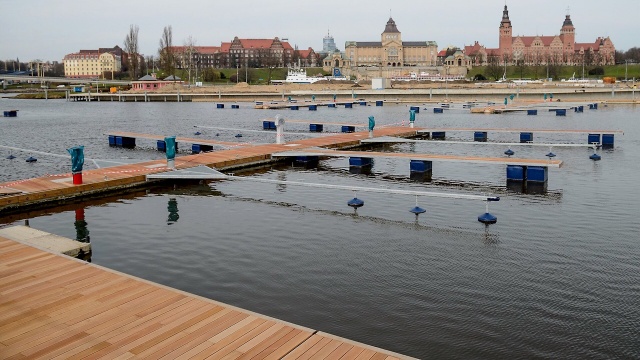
[6,154,16,160]
[504,149,515,157]
[410,206,426,215]
[347,197,364,208]
[215,133,220,137]
[194,131,201,136]
[478,213,498,224]
[546,152,556,158]
[235,134,243,138]
[26,156,37,163]
[590,153,601,161]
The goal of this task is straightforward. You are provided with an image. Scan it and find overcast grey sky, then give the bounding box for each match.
[1,0,637,61]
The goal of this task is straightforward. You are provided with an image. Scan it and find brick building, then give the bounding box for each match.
[465,6,615,66]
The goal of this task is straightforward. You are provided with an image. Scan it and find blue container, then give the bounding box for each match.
[308,105,317,111]
[410,106,420,113]
[602,134,615,148]
[290,105,299,110]
[409,160,432,173]
[527,166,548,183]
[433,108,444,114]
[269,122,277,130]
[3,110,18,117]
[474,131,488,142]
[556,109,567,116]
[341,126,356,133]
[588,133,601,145]
[157,140,166,152]
[309,124,324,132]
[115,136,123,147]
[216,103,224,109]
[376,101,383,106]
[520,132,533,143]
[506,165,525,181]
[344,103,353,108]
[359,101,367,106]
[328,103,336,108]
[349,157,372,167]
[108,135,116,146]
[263,121,275,130]
[231,104,239,109]
[527,109,538,115]
[431,131,446,140]
[191,144,214,154]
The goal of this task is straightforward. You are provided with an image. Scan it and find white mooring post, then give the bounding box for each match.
[275,114,285,144]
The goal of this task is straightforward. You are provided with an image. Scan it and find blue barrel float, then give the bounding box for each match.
[231,104,239,109]
[520,132,533,143]
[328,103,336,108]
[309,124,324,132]
[410,106,420,113]
[474,131,488,142]
[290,105,299,110]
[359,101,367,106]
[157,140,178,152]
[588,133,601,145]
[433,108,444,114]
[602,134,615,148]
[556,109,567,116]
[376,100,384,106]
[192,144,214,154]
[431,131,446,140]
[341,126,356,133]
[216,103,224,109]
[344,103,353,108]
[263,121,276,130]
[527,109,538,115]
[3,110,18,117]
[308,104,317,111]
[410,160,432,182]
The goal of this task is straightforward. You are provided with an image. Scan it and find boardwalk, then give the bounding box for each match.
[0,127,416,213]
[0,234,415,359]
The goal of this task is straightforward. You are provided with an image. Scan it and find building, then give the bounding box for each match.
[322,30,337,54]
[344,18,438,68]
[131,74,182,91]
[171,37,299,70]
[465,6,615,66]
[63,46,127,79]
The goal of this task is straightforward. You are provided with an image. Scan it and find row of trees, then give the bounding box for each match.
[615,47,640,63]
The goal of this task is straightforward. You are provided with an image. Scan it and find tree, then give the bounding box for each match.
[124,24,140,80]
[158,25,175,81]
[182,36,197,84]
[485,56,503,81]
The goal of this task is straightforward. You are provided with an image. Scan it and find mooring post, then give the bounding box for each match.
[275,114,285,144]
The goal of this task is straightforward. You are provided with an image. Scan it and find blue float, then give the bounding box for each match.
[194,131,201,136]
[433,108,444,114]
[349,157,372,167]
[527,109,538,115]
[504,149,515,157]
[341,125,356,133]
[410,206,426,215]
[309,124,324,132]
[235,134,243,138]
[474,131,488,142]
[506,165,525,181]
[231,104,239,109]
[359,101,367,106]
[478,212,498,224]
[294,156,319,168]
[108,135,116,146]
[344,103,353,108]
[410,106,420,113]
[527,166,548,183]
[546,152,556,158]
[410,160,432,173]
[520,132,533,143]
[431,131,446,140]
[157,140,166,152]
[556,109,567,116]
[3,110,18,117]
[263,121,276,130]
[602,134,614,148]
[348,197,364,208]
[6,154,16,160]
[216,103,224,109]
[376,100,384,106]
[588,133,601,145]
[590,153,602,161]
[290,105,299,110]
[26,156,37,163]
[192,144,214,154]
[308,105,317,111]
[328,103,336,108]
[113,136,136,149]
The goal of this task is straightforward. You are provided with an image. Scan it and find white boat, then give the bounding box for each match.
[284,67,323,84]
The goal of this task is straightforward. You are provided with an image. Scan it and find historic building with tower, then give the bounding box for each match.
[464,5,615,67]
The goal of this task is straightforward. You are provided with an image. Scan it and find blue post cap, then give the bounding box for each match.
[368,116,375,131]
[164,136,176,160]
[504,98,508,105]
[312,95,315,101]
[544,93,548,100]
[66,145,84,173]
[510,94,515,100]
[333,94,337,100]
[409,110,416,122]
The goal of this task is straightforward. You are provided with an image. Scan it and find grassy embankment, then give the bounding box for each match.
[468,64,640,81]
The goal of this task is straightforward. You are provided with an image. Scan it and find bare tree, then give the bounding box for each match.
[124,24,140,80]
[485,56,504,81]
[182,36,197,85]
[158,25,175,81]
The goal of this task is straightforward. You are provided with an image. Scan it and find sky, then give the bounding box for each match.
[1,0,638,62]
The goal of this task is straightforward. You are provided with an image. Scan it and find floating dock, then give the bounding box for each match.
[0,232,415,359]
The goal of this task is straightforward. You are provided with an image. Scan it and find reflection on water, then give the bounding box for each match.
[167,198,179,224]
[74,208,90,242]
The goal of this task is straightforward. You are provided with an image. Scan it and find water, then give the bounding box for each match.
[1,98,639,359]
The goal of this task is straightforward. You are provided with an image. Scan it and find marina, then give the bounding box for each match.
[1,99,639,359]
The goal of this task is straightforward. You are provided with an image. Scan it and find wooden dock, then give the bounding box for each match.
[0,127,417,213]
[108,131,248,147]
[416,128,624,135]
[0,233,415,359]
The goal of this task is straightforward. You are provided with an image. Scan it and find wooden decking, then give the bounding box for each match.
[108,131,248,147]
[0,235,415,359]
[0,127,417,212]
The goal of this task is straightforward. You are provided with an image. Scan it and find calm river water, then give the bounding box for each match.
[1,97,639,359]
